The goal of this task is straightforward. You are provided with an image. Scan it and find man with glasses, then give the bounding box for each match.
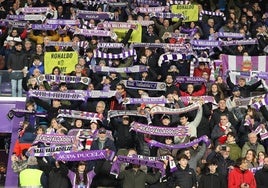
[207,145,235,184]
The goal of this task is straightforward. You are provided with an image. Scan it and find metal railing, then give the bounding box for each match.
[0,70,12,95]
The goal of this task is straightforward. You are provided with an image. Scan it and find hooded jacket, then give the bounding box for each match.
[228,167,256,188]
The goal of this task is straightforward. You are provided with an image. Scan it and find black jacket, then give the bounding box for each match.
[7,49,27,70]
[169,165,197,188]
[226,76,262,98]
[255,167,268,188]
[199,172,226,188]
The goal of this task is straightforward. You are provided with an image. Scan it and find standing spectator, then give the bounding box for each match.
[111,115,137,151]
[19,156,47,188]
[67,161,95,188]
[168,153,197,188]
[207,83,225,103]
[199,160,226,188]
[7,41,27,97]
[153,18,183,38]
[211,114,237,146]
[117,160,161,188]
[255,156,268,188]
[206,145,235,181]
[226,73,262,98]
[209,99,238,134]
[228,157,257,188]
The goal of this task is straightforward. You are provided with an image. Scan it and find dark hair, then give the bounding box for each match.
[235,157,246,167]
[75,161,88,185]
[227,132,236,138]
[52,66,61,75]
[177,153,189,161]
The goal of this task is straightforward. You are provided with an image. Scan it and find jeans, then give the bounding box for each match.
[11,79,22,97]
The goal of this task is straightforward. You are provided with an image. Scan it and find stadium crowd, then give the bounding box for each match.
[1,0,268,187]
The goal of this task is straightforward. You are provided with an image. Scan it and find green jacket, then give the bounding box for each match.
[241,142,265,157]
[227,143,241,161]
[118,168,161,188]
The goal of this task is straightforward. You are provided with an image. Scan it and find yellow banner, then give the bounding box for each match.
[171,4,199,22]
[113,24,142,43]
[44,52,78,74]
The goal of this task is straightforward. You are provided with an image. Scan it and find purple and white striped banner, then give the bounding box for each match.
[234,94,268,109]
[7,109,47,120]
[122,80,166,91]
[135,7,166,13]
[31,24,59,30]
[46,19,80,26]
[17,7,49,14]
[122,96,167,105]
[74,29,111,37]
[97,43,124,49]
[217,32,244,39]
[94,49,137,60]
[130,121,189,136]
[166,0,191,5]
[7,14,46,21]
[199,10,226,21]
[149,12,185,19]
[37,74,90,85]
[221,55,268,77]
[45,41,73,47]
[55,149,115,161]
[107,2,128,7]
[145,135,210,149]
[127,20,154,26]
[221,39,258,46]
[180,27,198,36]
[77,10,114,20]
[175,76,207,83]
[94,65,147,73]
[191,40,221,47]
[33,134,76,145]
[57,109,103,121]
[88,90,118,98]
[28,145,73,157]
[180,96,216,104]
[107,110,152,124]
[28,90,87,101]
[158,53,186,66]
[97,21,138,30]
[132,154,177,172]
[136,0,162,6]
[150,103,200,115]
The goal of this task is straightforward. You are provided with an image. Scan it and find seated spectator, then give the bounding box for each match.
[241,132,265,157]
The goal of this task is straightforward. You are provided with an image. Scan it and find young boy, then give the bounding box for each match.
[169,154,197,188]
[199,161,226,188]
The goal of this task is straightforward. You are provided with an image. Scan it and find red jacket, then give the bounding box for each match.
[193,67,211,77]
[228,167,256,188]
[180,84,206,97]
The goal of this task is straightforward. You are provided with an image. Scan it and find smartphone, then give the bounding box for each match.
[221,145,227,151]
